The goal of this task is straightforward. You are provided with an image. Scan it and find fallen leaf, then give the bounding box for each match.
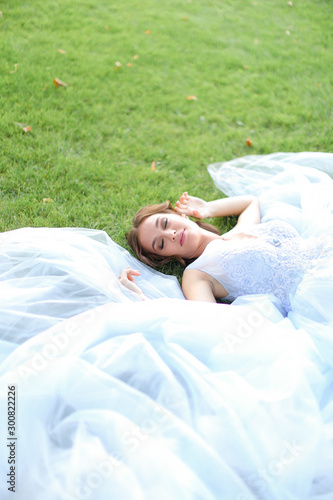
[288,1,293,6]
[151,161,156,171]
[144,30,151,34]
[43,198,54,204]
[237,121,244,126]
[182,16,188,21]
[15,122,31,132]
[115,61,122,70]
[105,26,110,31]
[246,138,253,147]
[133,55,139,60]
[57,49,66,54]
[187,95,197,101]
[0,11,3,18]
[126,63,132,67]
[53,77,68,87]
[285,30,290,35]
[243,64,249,69]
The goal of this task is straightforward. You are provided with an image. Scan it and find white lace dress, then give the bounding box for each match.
[187,220,325,313]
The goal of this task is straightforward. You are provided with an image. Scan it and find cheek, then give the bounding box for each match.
[137,225,153,252]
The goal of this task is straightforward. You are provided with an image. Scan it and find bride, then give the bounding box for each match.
[1,152,333,500]
[121,179,331,322]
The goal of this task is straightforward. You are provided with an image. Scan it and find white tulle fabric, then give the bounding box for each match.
[0,152,332,500]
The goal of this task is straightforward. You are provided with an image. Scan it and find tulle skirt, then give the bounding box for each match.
[1,152,333,500]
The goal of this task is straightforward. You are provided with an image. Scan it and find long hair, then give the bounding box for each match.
[127,201,220,267]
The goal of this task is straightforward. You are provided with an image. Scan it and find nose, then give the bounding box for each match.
[168,229,176,241]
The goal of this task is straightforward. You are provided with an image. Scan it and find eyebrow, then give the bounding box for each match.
[152,216,160,250]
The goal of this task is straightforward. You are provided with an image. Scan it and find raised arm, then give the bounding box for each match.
[175,192,261,227]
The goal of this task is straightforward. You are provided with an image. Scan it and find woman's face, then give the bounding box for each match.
[138,213,202,260]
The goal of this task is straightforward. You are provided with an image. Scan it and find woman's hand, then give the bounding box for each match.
[176,193,260,225]
[175,192,210,219]
[118,267,148,300]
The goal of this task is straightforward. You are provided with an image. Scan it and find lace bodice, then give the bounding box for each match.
[187,220,322,312]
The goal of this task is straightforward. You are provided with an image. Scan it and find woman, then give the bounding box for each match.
[2,153,333,500]
[120,191,326,314]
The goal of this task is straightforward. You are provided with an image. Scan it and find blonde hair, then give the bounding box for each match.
[127,201,220,267]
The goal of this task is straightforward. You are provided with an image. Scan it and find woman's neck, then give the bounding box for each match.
[194,229,220,258]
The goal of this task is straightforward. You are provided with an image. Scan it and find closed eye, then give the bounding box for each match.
[157,218,168,251]
[160,218,168,249]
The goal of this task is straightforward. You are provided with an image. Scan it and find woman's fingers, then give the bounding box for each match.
[175,194,204,219]
[175,193,191,213]
[127,269,140,281]
[119,267,140,282]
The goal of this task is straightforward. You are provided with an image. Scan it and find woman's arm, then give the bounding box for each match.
[119,267,223,302]
[175,192,261,226]
[119,267,227,303]
[182,269,228,303]
[233,196,261,228]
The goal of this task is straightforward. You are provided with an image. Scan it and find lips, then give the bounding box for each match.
[179,230,186,246]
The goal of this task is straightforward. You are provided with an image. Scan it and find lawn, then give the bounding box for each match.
[0,0,332,275]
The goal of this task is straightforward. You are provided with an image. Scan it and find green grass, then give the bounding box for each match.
[0,0,332,277]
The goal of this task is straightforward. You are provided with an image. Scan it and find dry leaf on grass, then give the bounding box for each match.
[57,49,66,54]
[43,198,54,204]
[246,138,253,147]
[151,161,156,171]
[187,95,197,101]
[15,122,32,133]
[53,78,68,87]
